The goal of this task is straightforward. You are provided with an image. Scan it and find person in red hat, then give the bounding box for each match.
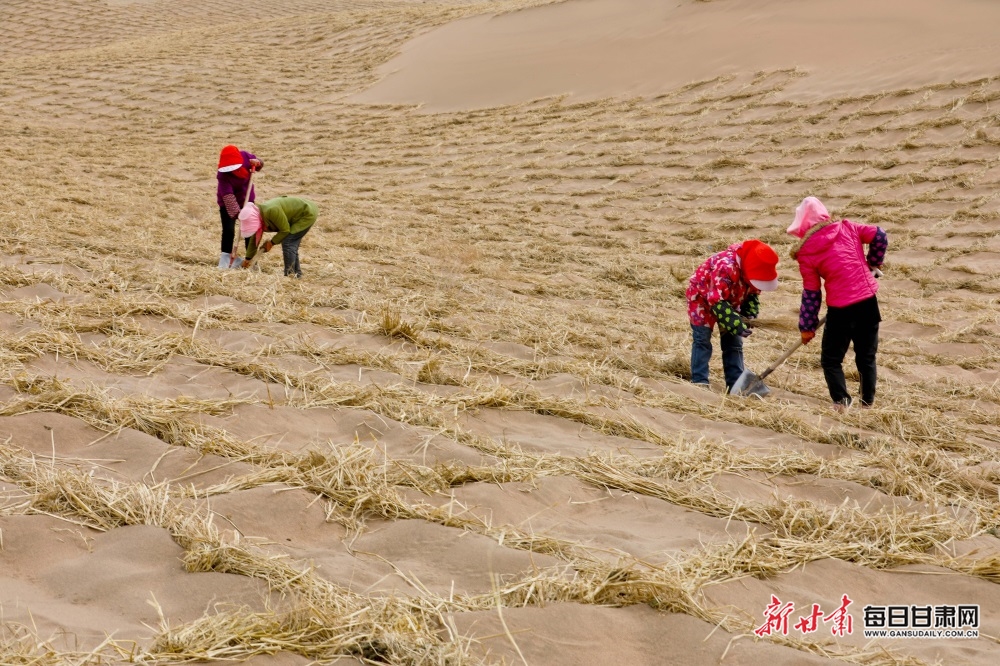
[787,197,887,411]
[686,239,780,391]
[216,145,263,269]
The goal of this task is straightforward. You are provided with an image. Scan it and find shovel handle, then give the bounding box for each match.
[230,170,256,259]
[758,316,827,380]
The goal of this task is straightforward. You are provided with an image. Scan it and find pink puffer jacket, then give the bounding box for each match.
[794,220,879,308]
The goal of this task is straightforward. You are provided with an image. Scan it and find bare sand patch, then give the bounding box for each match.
[354,0,1000,111]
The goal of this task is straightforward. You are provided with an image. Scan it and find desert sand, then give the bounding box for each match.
[1,0,999,664]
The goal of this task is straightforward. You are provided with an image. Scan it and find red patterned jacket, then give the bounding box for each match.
[686,242,760,329]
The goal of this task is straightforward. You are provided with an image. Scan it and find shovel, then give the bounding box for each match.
[228,169,256,268]
[731,316,827,397]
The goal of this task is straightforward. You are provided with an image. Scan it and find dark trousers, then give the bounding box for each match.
[821,296,880,406]
[281,226,311,277]
[690,324,744,389]
[219,206,249,253]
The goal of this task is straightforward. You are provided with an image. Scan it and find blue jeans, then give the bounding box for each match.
[690,325,744,390]
[281,226,311,277]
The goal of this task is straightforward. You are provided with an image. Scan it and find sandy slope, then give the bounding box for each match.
[354,0,1000,110]
[0,0,999,664]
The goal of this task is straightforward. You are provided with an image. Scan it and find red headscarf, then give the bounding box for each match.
[218,145,243,172]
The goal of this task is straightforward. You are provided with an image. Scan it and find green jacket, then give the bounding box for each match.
[246,196,318,259]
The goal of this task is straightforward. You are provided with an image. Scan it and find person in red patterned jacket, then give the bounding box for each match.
[216,145,263,269]
[686,239,780,391]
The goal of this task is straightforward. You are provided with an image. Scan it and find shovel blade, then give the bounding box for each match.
[731,369,771,397]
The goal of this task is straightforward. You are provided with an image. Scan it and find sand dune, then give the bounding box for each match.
[354,0,1000,110]
[1,0,999,664]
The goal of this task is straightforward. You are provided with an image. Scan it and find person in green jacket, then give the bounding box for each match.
[238,196,318,278]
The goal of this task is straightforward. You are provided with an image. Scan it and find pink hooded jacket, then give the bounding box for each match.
[794,220,880,308]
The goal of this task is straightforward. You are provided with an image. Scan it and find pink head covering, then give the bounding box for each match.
[239,203,264,246]
[786,196,830,238]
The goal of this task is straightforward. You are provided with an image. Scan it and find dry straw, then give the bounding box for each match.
[2,0,1000,662]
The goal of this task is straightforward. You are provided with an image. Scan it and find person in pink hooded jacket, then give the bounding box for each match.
[788,197,888,411]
